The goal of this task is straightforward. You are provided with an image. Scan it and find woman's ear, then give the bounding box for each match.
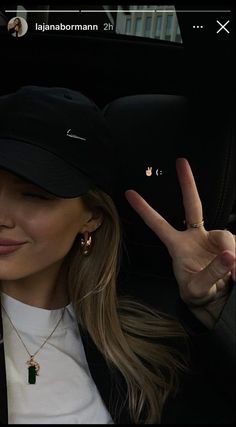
[81,211,104,234]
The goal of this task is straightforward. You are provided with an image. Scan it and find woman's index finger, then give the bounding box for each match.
[125,189,178,251]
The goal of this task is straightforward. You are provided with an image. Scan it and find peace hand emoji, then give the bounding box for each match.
[125,158,236,329]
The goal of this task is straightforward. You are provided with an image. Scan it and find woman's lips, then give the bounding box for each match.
[0,244,26,255]
[0,239,26,245]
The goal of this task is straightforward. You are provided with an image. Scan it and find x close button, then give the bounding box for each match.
[216,20,230,34]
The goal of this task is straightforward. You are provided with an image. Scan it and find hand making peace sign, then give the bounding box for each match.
[125,158,236,329]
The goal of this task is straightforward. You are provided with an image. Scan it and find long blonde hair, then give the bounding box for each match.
[61,188,191,424]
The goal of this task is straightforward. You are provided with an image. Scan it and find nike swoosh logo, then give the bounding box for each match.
[66,129,86,141]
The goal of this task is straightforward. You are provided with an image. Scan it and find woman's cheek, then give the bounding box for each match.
[20,204,81,256]
[30,218,77,256]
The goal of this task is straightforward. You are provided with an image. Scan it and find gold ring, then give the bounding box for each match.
[183,219,204,229]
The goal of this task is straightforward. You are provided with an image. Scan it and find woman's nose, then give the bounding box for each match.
[0,192,16,228]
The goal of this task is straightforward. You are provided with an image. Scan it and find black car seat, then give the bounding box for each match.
[103,94,235,300]
[103,93,236,425]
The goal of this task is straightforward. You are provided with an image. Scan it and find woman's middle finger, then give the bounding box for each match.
[176,158,204,228]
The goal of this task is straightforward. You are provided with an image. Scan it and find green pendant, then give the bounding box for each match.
[27,356,40,384]
[28,365,37,384]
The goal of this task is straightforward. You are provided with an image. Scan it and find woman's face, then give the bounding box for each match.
[0,168,99,281]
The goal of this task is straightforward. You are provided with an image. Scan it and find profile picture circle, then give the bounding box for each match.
[7,16,28,38]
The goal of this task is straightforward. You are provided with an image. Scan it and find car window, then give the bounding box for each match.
[116,5,182,43]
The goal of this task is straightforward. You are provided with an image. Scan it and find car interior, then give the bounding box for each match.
[0,1,235,306]
[0,2,235,422]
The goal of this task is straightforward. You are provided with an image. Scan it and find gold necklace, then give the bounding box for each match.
[1,303,66,384]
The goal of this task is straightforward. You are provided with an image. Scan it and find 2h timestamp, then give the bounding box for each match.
[103,23,114,31]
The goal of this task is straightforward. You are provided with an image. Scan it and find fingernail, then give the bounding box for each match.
[220,255,229,266]
[221,253,230,266]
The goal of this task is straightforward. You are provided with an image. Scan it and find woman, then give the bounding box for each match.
[8,17,22,38]
[0,86,235,424]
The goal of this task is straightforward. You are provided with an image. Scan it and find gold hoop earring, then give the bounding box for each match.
[80,233,92,256]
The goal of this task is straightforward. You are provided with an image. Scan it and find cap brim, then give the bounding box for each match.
[0,139,93,198]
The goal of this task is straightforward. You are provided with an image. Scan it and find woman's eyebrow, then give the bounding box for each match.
[23,184,61,198]
[7,179,59,197]
[14,181,51,193]
[10,177,34,185]
[14,181,42,188]
[12,178,41,187]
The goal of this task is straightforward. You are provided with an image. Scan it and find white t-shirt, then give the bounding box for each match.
[1,292,114,424]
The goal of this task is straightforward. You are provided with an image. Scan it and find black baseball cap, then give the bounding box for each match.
[0,85,115,198]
